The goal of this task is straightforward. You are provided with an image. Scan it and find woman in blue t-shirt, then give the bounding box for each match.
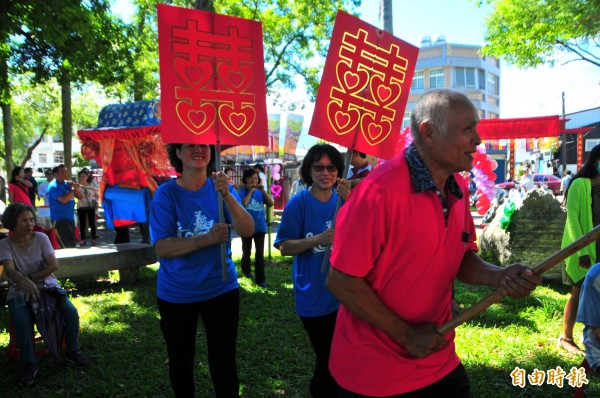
[238,168,274,287]
[150,144,254,398]
[274,144,350,398]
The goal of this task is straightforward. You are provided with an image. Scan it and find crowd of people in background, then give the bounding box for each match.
[0,166,101,248]
[0,89,598,395]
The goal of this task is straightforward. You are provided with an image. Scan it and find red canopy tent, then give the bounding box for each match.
[477,115,593,178]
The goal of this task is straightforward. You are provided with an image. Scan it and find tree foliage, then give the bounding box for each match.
[9,77,61,165]
[2,0,362,177]
[121,0,361,104]
[214,0,361,102]
[481,0,600,68]
[102,0,161,102]
[5,0,131,177]
[4,78,102,168]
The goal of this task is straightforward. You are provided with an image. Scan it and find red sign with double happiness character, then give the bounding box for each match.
[309,10,418,160]
[158,4,268,146]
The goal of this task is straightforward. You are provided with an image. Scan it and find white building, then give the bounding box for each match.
[27,134,82,173]
[404,35,501,128]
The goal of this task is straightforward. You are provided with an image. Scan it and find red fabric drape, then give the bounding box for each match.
[78,126,161,141]
[77,127,174,194]
[478,116,561,139]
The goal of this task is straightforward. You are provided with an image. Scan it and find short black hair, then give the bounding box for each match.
[242,168,258,184]
[300,144,345,187]
[52,164,66,174]
[1,203,36,231]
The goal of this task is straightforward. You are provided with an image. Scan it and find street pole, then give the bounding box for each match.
[561,91,567,173]
[383,0,393,33]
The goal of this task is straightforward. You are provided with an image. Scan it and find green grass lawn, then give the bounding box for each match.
[0,256,595,397]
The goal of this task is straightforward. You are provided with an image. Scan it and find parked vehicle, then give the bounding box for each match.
[496,173,561,196]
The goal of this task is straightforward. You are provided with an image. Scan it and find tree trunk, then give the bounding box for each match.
[0,54,13,176]
[383,0,393,34]
[61,70,73,180]
[195,0,214,11]
[132,8,146,102]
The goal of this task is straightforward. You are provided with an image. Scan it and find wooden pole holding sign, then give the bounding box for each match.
[321,150,353,272]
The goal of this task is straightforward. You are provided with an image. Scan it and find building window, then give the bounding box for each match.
[402,112,411,130]
[466,68,476,87]
[455,68,464,87]
[487,73,498,95]
[586,139,600,152]
[429,68,444,89]
[478,70,485,90]
[54,151,64,164]
[455,67,480,89]
[39,153,47,163]
[411,70,424,91]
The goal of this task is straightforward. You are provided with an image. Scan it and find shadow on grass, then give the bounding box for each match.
[466,352,598,398]
[0,258,588,397]
[0,258,316,397]
[454,283,542,332]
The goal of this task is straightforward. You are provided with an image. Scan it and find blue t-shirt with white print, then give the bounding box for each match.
[274,189,340,317]
[150,178,240,303]
[239,187,270,234]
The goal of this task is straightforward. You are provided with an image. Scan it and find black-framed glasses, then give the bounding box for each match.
[312,164,338,173]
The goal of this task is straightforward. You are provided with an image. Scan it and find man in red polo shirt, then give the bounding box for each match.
[326,89,540,398]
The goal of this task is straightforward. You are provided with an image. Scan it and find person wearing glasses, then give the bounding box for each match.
[274,144,350,398]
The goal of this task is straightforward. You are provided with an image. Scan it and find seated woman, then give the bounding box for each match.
[0,203,89,387]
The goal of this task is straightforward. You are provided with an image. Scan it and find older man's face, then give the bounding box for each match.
[429,99,481,174]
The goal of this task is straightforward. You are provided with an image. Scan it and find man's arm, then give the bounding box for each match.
[278,229,334,256]
[457,250,540,298]
[326,268,448,358]
[57,187,77,203]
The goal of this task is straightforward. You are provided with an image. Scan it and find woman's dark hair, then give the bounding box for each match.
[166,144,216,175]
[565,144,600,202]
[10,167,23,183]
[1,203,36,231]
[78,168,93,184]
[241,168,258,184]
[300,144,345,187]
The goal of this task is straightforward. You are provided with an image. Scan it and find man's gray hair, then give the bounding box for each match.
[410,89,471,141]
